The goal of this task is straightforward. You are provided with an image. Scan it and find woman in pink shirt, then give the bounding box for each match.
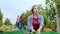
[28,5,44,34]
[19,14,24,29]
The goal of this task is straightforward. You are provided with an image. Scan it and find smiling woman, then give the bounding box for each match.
[28,5,44,34]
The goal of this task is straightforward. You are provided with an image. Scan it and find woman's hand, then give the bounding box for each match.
[37,28,41,32]
[37,26,43,34]
[31,29,36,32]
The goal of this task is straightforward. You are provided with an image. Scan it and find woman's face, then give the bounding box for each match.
[33,6,39,14]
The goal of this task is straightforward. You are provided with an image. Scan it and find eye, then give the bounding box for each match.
[34,8,36,9]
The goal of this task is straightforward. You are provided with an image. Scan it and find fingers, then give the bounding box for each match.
[31,29,36,32]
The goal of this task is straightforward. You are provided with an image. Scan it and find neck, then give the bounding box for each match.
[33,13,38,16]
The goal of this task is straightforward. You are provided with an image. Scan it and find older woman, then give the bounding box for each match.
[28,5,44,34]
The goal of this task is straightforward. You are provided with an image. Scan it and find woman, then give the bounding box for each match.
[28,5,44,34]
[19,14,24,30]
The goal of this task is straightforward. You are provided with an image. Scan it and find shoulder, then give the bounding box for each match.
[28,15,33,19]
[38,14,44,18]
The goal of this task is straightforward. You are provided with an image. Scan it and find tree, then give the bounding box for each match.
[55,0,60,32]
[0,9,3,20]
[0,9,3,26]
[0,20,3,26]
[23,10,32,27]
[4,18,12,25]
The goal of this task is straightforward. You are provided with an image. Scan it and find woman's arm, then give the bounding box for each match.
[38,25,43,31]
[37,16,44,32]
[28,16,34,32]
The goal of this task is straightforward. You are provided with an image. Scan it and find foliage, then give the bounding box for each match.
[0,25,19,32]
[0,9,3,20]
[0,9,3,26]
[45,0,56,28]
[22,10,32,26]
[4,18,12,25]
[0,20,3,26]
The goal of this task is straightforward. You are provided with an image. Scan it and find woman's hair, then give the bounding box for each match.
[31,5,38,13]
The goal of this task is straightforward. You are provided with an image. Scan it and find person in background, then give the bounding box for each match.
[19,14,24,30]
[15,15,20,28]
[28,5,44,34]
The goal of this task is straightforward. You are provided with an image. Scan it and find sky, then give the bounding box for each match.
[0,0,45,25]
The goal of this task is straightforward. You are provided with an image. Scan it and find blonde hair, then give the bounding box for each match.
[31,5,38,13]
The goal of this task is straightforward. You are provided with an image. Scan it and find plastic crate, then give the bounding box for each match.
[2,28,60,34]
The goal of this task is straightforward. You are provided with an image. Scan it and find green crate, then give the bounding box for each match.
[2,28,60,34]
[3,28,24,34]
[28,32,60,34]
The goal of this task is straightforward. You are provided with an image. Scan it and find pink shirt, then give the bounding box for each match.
[32,17,39,30]
[20,14,24,21]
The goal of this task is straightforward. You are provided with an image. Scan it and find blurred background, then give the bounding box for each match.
[0,0,60,34]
